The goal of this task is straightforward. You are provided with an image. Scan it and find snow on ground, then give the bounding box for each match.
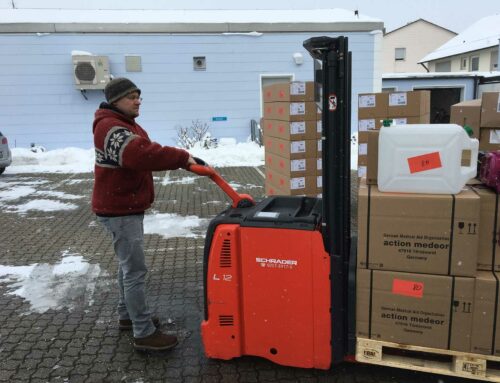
[7,199,79,213]
[144,213,208,239]
[5,141,267,174]
[0,177,83,213]
[0,250,104,314]
[7,147,95,174]
[5,138,359,174]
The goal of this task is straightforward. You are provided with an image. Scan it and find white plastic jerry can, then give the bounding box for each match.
[377,124,479,194]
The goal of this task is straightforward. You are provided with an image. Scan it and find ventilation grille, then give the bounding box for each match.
[75,62,96,82]
[218,315,234,327]
[220,239,232,268]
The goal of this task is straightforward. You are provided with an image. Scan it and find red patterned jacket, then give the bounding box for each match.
[92,103,189,216]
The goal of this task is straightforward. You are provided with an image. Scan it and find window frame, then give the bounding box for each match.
[460,56,468,70]
[394,47,406,61]
[470,55,479,72]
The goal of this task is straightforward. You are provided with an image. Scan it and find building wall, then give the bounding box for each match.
[1,32,378,149]
[382,77,476,100]
[383,21,455,74]
[428,47,498,72]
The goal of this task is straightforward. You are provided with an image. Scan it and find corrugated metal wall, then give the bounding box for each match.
[1,32,378,149]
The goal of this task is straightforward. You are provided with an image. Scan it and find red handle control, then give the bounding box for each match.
[188,164,255,208]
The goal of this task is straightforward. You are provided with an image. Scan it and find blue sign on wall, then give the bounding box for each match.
[212,116,227,121]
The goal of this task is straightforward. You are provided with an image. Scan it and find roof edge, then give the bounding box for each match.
[418,43,500,64]
[385,18,457,36]
[0,21,384,33]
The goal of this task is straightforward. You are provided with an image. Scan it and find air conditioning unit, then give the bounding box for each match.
[72,55,110,90]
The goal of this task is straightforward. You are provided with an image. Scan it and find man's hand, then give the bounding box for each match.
[186,156,197,167]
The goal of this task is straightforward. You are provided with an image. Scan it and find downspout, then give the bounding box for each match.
[498,38,500,71]
[420,62,430,73]
[473,75,479,99]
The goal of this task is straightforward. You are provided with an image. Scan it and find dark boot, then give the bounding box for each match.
[119,316,161,331]
[133,329,178,351]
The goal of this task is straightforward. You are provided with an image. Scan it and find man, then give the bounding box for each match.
[92,77,196,351]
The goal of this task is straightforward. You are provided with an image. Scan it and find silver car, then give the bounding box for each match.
[0,131,12,175]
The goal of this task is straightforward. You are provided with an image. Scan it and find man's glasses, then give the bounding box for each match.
[125,94,142,102]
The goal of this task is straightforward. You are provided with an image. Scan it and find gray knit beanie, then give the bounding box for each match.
[104,77,141,104]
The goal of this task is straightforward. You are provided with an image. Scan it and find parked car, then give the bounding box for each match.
[0,131,12,175]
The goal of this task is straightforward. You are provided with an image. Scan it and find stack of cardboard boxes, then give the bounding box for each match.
[262,82,322,197]
[450,92,500,152]
[356,92,500,355]
[356,179,500,355]
[357,90,431,179]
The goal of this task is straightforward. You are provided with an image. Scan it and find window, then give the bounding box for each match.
[395,48,406,61]
[460,57,467,70]
[491,50,498,71]
[470,56,479,71]
[435,60,451,72]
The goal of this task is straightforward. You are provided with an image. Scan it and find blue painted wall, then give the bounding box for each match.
[1,32,378,149]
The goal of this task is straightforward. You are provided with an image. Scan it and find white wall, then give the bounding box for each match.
[1,32,378,149]
[428,46,498,72]
[383,20,455,73]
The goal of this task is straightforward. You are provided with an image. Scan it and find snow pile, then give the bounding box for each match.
[144,213,208,238]
[9,147,95,174]
[6,136,358,174]
[0,251,104,314]
[7,141,266,174]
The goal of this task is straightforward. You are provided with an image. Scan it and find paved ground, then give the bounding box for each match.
[0,167,473,382]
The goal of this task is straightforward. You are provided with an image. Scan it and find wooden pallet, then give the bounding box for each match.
[356,337,500,382]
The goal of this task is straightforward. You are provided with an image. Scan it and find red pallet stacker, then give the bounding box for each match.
[190,36,353,369]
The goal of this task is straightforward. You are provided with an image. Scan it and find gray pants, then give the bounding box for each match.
[98,214,156,338]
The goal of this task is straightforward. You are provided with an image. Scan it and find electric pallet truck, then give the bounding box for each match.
[189,36,354,369]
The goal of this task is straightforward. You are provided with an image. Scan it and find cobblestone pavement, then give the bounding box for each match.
[0,167,472,383]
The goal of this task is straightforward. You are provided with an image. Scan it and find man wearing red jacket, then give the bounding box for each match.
[92,77,196,351]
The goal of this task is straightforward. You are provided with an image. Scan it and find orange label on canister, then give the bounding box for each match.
[407,152,442,174]
[392,279,424,298]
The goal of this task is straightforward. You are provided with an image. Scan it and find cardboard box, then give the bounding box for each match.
[263,102,320,122]
[471,271,500,356]
[357,181,480,276]
[358,155,368,167]
[265,151,321,177]
[472,186,500,271]
[450,99,481,138]
[356,269,474,351]
[480,92,500,128]
[263,81,315,102]
[479,128,500,151]
[358,93,388,119]
[387,91,431,117]
[366,130,379,185]
[358,166,367,179]
[262,119,321,140]
[265,135,320,159]
[387,114,431,125]
[358,115,430,142]
[266,167,322,196]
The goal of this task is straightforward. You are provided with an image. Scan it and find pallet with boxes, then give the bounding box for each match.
[355,92,500,382]
[262,81,322,197]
